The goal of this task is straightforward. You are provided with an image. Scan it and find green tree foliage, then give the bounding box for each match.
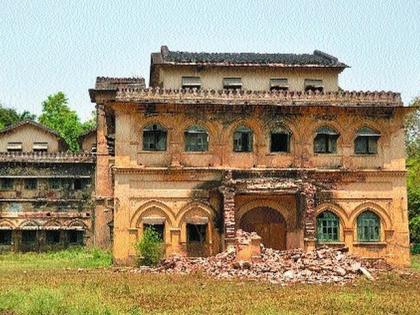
[135,227,164,266]
[38,92,84,151]
[0,103,36,129]
[81,110,97,132]
[405,97,420,246]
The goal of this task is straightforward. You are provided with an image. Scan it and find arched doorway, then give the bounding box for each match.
[239,207,287,250]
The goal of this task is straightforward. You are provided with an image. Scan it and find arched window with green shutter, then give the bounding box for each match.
[357,210,380,242]
[316,211,339,242]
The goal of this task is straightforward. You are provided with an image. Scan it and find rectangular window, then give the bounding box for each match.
[32,142,48,152]
[269,78,288,91]
[187,223,207,243]
[68,230,84,245]
[304,79,324,93]
[143,224,164,241]
[355,136,378,154]
[223,77,242,90]
[181,76,201,89]
[7,142,22,152]
[234,131,252,152]
[314,134,338,153]
[143,127,167,151]
[49,178,61,190]
[74,179,82,190]
[270,133,290,153]
[46,231,61,244]
[185,132,208,152]
[0,230,12,245]
[0,178,14,190]
[24,179,37,190]
[22,230,37,244]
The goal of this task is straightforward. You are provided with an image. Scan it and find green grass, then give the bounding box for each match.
[0,247,112,271]
[412,254,420,270]
[0,252,418,314]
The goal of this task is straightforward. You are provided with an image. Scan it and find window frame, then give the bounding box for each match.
[24,178,38,190]
[0,178,14,190]
[184,125,209,152]
[269,78,288,92]
[357,210,381,242]
[223,77,242,90]
[354,127,380,155]
[233,126,253,152]
[142,124,168,152]
[270,128,291,153]
[181,76,201,90]
[316,211,340,242]
[314,127,339,154]
[304,79,324,93]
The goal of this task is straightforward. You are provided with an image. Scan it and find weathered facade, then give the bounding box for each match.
[90,46,411,266]
[0,121,95,252]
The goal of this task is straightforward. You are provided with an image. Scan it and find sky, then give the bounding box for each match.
[0,1,419,120]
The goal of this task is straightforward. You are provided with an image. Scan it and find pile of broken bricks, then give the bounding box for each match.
[133,230,388,285]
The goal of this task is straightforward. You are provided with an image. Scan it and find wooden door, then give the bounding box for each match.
[240,207,286,250]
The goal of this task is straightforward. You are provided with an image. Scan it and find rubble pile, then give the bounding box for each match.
[134,231,379,285]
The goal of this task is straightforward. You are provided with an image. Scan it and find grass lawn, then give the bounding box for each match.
[0,249,418,315]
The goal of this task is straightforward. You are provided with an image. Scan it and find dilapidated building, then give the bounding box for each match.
[90,46,411,266]
[0,120,95,251]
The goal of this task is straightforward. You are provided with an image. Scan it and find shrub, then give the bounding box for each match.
[135,227,164,266]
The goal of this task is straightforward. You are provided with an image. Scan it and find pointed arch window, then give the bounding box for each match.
[355,127,380,154]
[233,126,253,152]
[314,127,339,153]
[143,124,167,151]
[316,211,339,242]
[185,125,209,152]
[357,210,380,242]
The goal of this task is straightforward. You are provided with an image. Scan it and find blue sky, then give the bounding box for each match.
[0,1,419,120]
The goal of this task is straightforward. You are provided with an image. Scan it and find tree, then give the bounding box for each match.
[38,92,84,151]
[0,104,36,129]
[405,96,420,247]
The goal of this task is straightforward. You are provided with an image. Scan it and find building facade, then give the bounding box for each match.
[90,46,411,266]
[0,121,95,252]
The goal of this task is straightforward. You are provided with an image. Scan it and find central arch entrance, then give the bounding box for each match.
[239,207,287,250]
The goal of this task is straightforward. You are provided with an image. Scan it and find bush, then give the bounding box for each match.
[135,227,164,266]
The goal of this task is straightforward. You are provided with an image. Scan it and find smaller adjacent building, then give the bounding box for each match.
[0,120,95,252]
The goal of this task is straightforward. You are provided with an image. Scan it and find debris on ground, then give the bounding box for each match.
[130,230,388,285]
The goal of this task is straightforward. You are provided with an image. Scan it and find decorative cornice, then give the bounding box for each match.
[113,167,406,177]
[0,152,95,163]
[114,88,403,107]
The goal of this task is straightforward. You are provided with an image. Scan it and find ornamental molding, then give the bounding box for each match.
[113,88,403,107]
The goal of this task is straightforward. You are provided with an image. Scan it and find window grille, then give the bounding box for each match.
[317,211,339,242]
[184,126,208,152]
[233,126,253,152]
[357,211,380,242]
[33,142,48,152]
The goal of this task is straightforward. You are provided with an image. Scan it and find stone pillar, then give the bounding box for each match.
[94,104,114,249]
[222,186,236,249]
[302,182,317,251]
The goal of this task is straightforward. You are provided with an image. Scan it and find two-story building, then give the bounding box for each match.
[0,120,95,251]
[90,46,411,266]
